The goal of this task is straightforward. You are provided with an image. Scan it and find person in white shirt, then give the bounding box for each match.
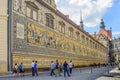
[31,60,35,76]
[50,61,55,76]
[13,63,18,76]
[68,60,73,74]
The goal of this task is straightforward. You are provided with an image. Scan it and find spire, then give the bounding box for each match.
[100,19,105,29]
[110,27,112,30]
[80,9,84,30]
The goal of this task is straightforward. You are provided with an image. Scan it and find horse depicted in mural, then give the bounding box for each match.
[38,32,56,48]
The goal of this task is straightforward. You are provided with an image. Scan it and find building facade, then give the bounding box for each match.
[96,19,112,47]
[112,37,120,63]
[0,0,8,73]
[96,19,112,63]
[0,0,108,73]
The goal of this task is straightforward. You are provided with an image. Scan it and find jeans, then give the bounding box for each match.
[50,69,55,76]
[64,68,70,77]
[32,67,34,76]
[69,68,72,74]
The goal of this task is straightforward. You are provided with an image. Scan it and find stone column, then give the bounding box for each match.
[0,0,8,73]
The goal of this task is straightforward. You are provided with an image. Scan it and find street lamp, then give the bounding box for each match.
[114,37,120,70]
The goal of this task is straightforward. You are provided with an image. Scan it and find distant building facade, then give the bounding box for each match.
[96,19,112,47]
[112,37,120,63]
[96,19,112,63]
[0,0,108,73]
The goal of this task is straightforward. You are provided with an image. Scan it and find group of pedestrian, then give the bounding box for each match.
[13,60,74,77]
[31,60,38,76]
[13,63,24,76]
[50,60,74,77]
[13,60,38,77]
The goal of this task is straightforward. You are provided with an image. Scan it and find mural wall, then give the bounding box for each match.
[27,23,81,54]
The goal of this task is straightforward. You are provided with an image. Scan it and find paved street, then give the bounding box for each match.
[0,66,119,80]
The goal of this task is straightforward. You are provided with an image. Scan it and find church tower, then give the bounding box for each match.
[100,19,105,29]
[80,10,84,30]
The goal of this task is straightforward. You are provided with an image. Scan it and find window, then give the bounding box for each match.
[45,13,54,29]
[46,17,49,27]
[61,26,65,34]
[59,21,65,34]
[86,38,88,44]
[50,0,52,4]
[33,10,37,20]
[76,31,80,41]
[26,1,38,21]
[26,7,31,17]
[68,27,73,38]
[81,35,85,43]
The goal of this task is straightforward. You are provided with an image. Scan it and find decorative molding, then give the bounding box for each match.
[16,23,24,39]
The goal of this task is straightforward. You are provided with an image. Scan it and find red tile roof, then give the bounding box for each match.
[97,29,112,40]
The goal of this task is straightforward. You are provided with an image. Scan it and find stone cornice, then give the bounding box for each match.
[25,1,39,10]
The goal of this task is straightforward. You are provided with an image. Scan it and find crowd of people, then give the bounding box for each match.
[50,60,74,77]
[12,60,74,77]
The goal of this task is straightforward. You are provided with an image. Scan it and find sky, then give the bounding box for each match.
[55,0,120,38]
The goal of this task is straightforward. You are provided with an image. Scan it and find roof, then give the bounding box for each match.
[97,29,112,40]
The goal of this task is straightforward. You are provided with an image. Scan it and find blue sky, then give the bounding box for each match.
[55,0,120,38]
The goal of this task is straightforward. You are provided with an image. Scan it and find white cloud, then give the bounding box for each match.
[56,0,113,27]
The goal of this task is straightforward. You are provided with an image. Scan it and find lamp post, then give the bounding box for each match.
[108,39,113,65]
[117,39,120,70]
[114,36,120,70]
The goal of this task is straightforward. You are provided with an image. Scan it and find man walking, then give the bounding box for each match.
[34,61,38,76]
[55,60,60,77]
[50,61,55,76]
[31,60,35,76]
[19,62,24,76]
[68,60,73,74]
[63,61,70,77]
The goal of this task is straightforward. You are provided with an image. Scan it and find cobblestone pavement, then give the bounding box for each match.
[0,66,119,80]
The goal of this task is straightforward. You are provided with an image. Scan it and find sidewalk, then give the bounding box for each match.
[0,71,49,78]
[0,67,120,80]
[103,67,120,78]
[96,67,120,80]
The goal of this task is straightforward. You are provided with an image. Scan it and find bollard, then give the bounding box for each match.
[107,65,109,74]
[80,68,82,73]
[91,67,92,74]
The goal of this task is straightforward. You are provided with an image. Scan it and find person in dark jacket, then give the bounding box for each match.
[63,61,70,77]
